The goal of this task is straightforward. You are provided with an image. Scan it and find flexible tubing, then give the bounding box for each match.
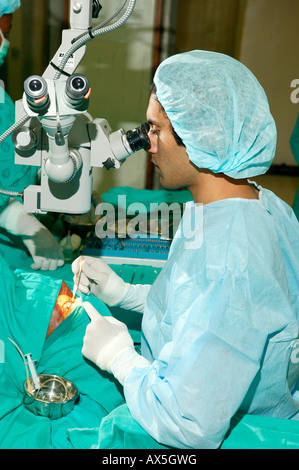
[54,0,137,79]
[0,113,30,143]
[0,189,23,197]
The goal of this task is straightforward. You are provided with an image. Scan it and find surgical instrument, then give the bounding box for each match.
[8,337,40,390]
[72,256,83,301]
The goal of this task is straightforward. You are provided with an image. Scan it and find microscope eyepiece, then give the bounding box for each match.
[66,73,90,101]
[24,75,48,102]
[23,75,50,113]
[125,122,150,153]
[108,122,150,164]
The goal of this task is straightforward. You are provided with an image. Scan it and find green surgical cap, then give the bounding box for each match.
[154,50,277,179]
[0,0,20,16]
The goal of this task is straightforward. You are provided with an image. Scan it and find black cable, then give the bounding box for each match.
[49,61,72,77]
[87,26,95,39]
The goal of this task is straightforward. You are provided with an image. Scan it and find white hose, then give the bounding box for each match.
[0,113,30,143]
[7,337,30,385]
[0,189,23,197]
[54,0,137,79]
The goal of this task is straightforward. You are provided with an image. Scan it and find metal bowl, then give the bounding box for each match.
[23,374,79,420]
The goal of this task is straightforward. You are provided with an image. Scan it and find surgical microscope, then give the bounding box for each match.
[0,0,150,215]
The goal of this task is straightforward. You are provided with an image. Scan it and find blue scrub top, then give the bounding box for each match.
[124,184,299,449]
[0,91,37,210]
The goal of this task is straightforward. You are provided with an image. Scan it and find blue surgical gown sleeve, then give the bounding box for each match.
[0,91,37,210]
[123,190,299,449]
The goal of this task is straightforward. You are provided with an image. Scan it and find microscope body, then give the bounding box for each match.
[12,0,148,215]
[14,113,92,214]
[13,81,126,214]
[14,77,91,214]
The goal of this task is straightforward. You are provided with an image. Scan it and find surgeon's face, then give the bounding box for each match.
[146,93,198,190]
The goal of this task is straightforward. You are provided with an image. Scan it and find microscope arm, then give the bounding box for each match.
[11,0,148,215]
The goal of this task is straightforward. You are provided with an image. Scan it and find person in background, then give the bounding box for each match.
[290,113,299,221]
[0,0,64,270]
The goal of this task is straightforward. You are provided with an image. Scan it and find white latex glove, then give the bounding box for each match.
[72,256,151,312]
[22,228,65,271]
[0,199,64,270]
[82,301,150,384]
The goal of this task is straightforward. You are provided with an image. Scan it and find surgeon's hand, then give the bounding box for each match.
[22,227,64,271]
[72,256,128,306]
[72,256,151,312]
[82,302,150,384]
[0,199,64,270]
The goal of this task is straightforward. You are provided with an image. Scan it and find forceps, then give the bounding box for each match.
[72,257,83,301]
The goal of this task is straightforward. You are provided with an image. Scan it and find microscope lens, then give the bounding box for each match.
[72,77,85,90]
[29,79,43,92]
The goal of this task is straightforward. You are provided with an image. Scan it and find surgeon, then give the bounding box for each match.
[0,0,64,270]
[73,50,299,449]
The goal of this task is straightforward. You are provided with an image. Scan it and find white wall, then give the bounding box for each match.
[239,0,299,166]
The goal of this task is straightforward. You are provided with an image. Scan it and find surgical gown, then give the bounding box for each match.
[0,90,36,210]
[124,183,299,449]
